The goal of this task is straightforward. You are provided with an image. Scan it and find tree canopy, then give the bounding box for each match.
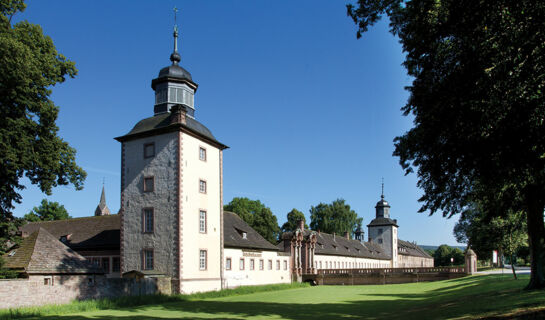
[348,0,545,289]
[433,244,464,267]
[24,199,71,222]
[0,0,86,249]
[280,208,308,234]
[309,199,362,236]
[224,197,280,244]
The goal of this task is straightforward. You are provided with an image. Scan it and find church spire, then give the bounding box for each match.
[95,184,111,216]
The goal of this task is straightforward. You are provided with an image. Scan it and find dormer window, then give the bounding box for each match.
[236,228,247,240]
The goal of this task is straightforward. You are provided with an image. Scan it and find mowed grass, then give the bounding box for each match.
[4,274,545,319]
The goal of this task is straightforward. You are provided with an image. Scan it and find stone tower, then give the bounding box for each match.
[95,185,111,216]
[115,17,228,294]
[367,186,398,267]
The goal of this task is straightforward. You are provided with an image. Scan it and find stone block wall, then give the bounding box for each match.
[0,275,171,310]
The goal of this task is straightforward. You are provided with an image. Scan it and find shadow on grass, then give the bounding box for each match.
[14,275,545,320]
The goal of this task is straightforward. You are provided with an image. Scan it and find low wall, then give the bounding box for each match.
[308,267,466,285]
[0,275,171,310]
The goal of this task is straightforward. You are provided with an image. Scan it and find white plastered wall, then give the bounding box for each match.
[314,254,391,270]
[223,248,291,288]
[179,132,222,293]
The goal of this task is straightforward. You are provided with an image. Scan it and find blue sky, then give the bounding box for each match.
[12,0,463,246]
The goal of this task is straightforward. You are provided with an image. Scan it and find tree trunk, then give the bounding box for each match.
[511,254,517,280]
[525,185,545,290]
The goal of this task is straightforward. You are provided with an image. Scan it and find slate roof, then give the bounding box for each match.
[282,230,390,260]
[21,215,120,251]
[367,217,399,227]
[223,211,279,251]
[3,228,103,274]
[114,112,228,149]
[398,239,433,259]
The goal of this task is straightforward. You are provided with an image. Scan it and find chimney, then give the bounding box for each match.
[344,231,350,239]
[170,104,187,125]
[297,219,305,231]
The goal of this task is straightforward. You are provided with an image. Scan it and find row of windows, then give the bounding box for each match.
[142,249,208,271]
[315,260,387,269]
[225,258,288,271]
[141,176,207,194]
[154,87,194,106]
[143,208,207,234]
[143,143,207,162]
[87,256,121,273]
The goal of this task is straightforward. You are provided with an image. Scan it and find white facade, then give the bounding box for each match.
[223,248,291,288]
[314,254,390,270]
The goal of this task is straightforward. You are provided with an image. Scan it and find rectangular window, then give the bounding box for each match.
[199,210,207,233]
[239,258,245,270]
[226,258,232,270]
[143,208,154,233]
[199,250,207,270]
[143,176,154,192]
[199,180,207,193]
[378,238,383,244]
[144,143,155,159]
[250,259,255,270]
[276,260,280,270]
[259,259,264,270]
[143,249,153,270]
[283,260,288,270]
[101,257,110,273]
[268,260,272,270]
[112,257,120,272]
[199,147,206,161]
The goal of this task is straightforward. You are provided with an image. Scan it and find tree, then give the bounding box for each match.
[0,1,86,250]
[348,0,545,288]
[24,199,71,222]
[433,244,464,267]
[280,209,308,234]
[224,197,280,244]
[309,199,362,236]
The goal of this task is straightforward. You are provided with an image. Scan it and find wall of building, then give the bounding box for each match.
[314,254,390,270]
[178,132,222,293]
[0,275,171,309]
[368,226,397,266]
[397,254,434,268]
[223,248,291,288]
[121,132,179,277]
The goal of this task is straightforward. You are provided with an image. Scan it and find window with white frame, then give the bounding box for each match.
[199,180,207,193]
[259,259,264,270]
[283,260,288,270]
[239,258,245,270]
[199,147,206,161]
[199,210,206,233]
[268,260,272,270]
[250,259,255,270]
[199,250,207,270]
[276,260,280,270]
[226,258,232,270]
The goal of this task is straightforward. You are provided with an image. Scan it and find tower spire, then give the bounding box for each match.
[381,177,384,199]
[170,6,181,65]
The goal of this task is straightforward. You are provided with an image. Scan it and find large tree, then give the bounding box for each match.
[348,0,545,288]
[280,208,308,235]
[0,1,85,250]
[24,199,71,222]
[309,199,362,236]
[224,197,280,244]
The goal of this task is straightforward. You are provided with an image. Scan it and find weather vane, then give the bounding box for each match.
[381,177,384,199]
[174,6,179,30]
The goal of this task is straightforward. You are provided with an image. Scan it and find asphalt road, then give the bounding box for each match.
[477,265,531,275]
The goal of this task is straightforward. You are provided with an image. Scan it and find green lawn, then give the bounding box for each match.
[5,274,545,319]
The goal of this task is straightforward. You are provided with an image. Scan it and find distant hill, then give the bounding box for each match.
[420,245,466,251]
